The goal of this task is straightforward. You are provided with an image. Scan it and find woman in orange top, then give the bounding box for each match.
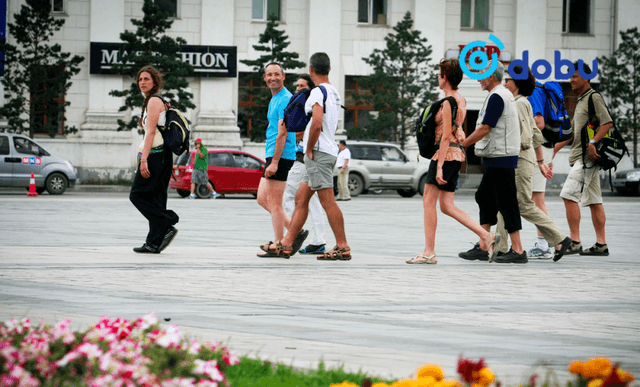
[407,59,496,264]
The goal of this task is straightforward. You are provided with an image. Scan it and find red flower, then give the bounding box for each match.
[457,355,487,383]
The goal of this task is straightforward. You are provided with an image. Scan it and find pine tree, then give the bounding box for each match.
[239,15,305,142]
[598,27,640,167]
[0,0,84,138]
[109,0,195,132]
[351,11,438,149]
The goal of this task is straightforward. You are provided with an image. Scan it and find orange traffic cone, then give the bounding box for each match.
[27,172,38,197]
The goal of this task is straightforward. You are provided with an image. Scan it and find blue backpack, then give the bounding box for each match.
[283,86,327,132]
[538,82,573,143]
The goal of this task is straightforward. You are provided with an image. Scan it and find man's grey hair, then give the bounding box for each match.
[491,61,505,82]
[310,52,331,75]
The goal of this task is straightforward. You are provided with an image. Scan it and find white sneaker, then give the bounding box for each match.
[188,194,196,199]
[527,243,553,259]
[211,192,218,199]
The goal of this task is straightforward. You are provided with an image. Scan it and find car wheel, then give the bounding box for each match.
[45,173,68,195]
[418,175,428,196]
[177,189,190,198]
[195,181,215,199]
[369,189,384,195]
[397,188,417,198]
[348,173,364,197]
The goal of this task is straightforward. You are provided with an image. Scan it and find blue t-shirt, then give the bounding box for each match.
[265,88,296,160]
[528,81,546,117]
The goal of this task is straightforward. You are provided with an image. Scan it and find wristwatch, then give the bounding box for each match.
[589,139,596,145]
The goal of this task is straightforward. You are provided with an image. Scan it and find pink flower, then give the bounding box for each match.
[193,359,224,382]
[161,377,196,387]
[188,340,201,355]
[50,319,75,345]
[196,380,218,387]
[155,325,182,349]
[133,313,158,331]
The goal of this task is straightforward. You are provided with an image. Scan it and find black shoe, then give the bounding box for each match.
[459,243,489,261]
[133,243,159,254]
[553,237,572,262]
[299,244,326,254]
[158,227,178,252]
[290,229,309,256]
[493,248,528,263]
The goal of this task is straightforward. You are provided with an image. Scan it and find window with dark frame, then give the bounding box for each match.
[31,66,65,136]
[461,0,490,30]
[344,75,375,130]
[358,0,387,25]
[155,0,178,18]
[562,0,590,34]
[51,0,64,13]
[252,0,281,21]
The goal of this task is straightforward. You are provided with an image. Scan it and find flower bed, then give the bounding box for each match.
[1,315,636,387]
[0,314,238,386]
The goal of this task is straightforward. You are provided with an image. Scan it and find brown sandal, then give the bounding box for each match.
[317,245,352,261]
[257,241,292,258]
[259,241,274,252]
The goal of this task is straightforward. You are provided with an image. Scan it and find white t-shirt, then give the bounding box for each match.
[302,83,341,157]
[336,147,351,168]
[138,108,166,152]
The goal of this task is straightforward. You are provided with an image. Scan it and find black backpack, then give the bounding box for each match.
[152,94,190,156]
[581,92,628,172]
[283,86,327,132]
[537,82,573,143]
[415,96,459,159]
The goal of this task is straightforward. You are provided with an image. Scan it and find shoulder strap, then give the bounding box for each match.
[442,96,459,127]
[317,85,328,113]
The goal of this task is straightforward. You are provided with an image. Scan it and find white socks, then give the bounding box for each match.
[536,236,549,250]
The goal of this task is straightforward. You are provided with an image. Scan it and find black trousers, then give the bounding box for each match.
[475,166,522,234]
[130,150,179,248]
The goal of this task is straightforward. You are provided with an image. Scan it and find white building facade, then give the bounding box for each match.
[1,0,638,182]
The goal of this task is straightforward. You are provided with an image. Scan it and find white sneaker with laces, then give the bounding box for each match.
[527,243,553,259]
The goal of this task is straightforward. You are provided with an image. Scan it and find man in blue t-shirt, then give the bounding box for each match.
[257,63,306,258]
[460,61,526,264]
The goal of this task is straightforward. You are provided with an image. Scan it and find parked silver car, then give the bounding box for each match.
[0,133,77,194]
[334,140,430,197]
[612,169,640,196]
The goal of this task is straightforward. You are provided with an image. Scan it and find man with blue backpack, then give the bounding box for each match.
[527,79,572,258]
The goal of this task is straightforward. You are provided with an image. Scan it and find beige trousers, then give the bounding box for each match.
[337,166,350,199]
[496,159,566,252]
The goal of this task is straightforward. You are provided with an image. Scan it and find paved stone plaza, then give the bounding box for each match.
[1,189,639,384]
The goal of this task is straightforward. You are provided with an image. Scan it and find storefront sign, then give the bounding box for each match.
[90,42,237,78]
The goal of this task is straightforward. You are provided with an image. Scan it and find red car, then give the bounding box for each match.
[170,149,265,198]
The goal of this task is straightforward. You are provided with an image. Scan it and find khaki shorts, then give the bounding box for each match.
[560,160,602,206]
[302,150,337,191]
[532,146,553,192]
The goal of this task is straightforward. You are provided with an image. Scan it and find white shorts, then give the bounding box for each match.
[532,146,554,193]
[559,160,602,206]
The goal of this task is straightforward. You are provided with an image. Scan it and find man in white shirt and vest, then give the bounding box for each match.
[336,140,351,201]
[460,61,526,264]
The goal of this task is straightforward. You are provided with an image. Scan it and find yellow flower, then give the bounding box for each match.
[372,383,391,387]
[615,368,635,383]
[586,378,603,387]
[417,364,445,381]
[415,376,436,387]
[569,361,585,375]
[476,367,495,386]
[330,382,359,387]
[434,379,463,387]
[583,358,613,379]
[391,378,416,387]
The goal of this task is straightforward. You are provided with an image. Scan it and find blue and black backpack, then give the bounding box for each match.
[283,86,327,133]
[152,94,190,156]
[537,82,573,143]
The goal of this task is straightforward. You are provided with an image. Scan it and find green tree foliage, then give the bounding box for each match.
[109,0,195,132]
[239,15,305,142]
[350,11,438,149]
[0,0,84,138]
[598,27,640,167]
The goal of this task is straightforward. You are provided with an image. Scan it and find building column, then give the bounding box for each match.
[79,0,138,182]
[514,0,547,75]
[195,0,242,149]
[308,0,343,133]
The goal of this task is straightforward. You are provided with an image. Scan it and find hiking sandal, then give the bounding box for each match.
[317,245,352,261]
[259,241,274,253]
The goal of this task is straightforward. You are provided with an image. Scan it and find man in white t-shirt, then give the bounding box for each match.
[274,52,351,261]
[336,140,351,201]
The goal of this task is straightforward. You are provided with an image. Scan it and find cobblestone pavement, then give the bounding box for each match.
[1,190,639,384]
